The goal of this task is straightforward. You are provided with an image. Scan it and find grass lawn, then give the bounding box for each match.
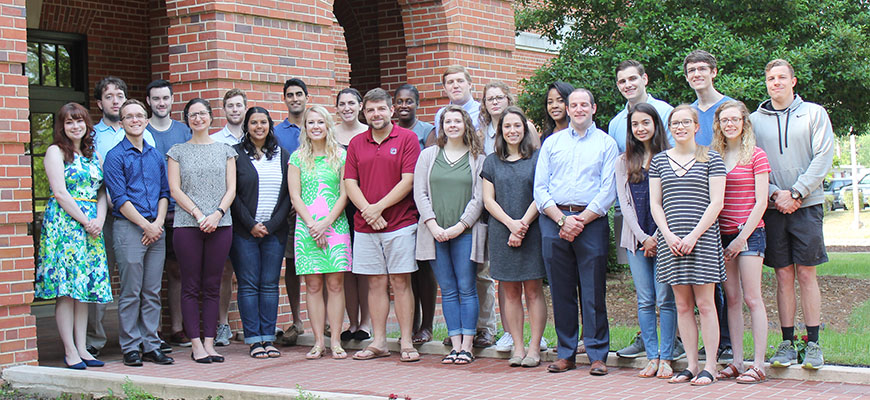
[823,209,870,241]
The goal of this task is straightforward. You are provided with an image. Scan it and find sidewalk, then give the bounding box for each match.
[31,342,870,400]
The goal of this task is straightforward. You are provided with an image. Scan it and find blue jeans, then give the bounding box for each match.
[432,233,478,337]
[228,232,286,344]
[626,248,677,360]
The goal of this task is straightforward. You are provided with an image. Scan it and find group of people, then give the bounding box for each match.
[34,49,832,387]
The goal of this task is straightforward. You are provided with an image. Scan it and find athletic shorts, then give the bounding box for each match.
[762,205,828,268]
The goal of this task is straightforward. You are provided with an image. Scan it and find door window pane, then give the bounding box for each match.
[26,42,39,85]
[41,43,56,87]
[58,45,71,88]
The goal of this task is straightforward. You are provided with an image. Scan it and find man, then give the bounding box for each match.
[274,78,307,345]
[430,65,495,348]
[751,59,833,370]
[345,88,421,361]
[534,89,617,375]
[683,50,733,147]
[607,60,682,360]
[394,84,434,151]
[144,79,192,350]
[104,99,174,367]
[87,76,156,357]
[209,88,247,347]
[684,50,734,362]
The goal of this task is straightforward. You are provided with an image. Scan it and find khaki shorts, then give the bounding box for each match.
[352,224,418,275]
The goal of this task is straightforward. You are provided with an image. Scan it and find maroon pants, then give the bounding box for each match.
[173,226,232,339]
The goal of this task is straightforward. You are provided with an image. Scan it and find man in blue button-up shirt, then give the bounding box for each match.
[534,88,617,375]
[104,99,174,367]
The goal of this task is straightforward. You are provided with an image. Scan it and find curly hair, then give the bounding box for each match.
[436,104,484,156]
[53,103,95,163]
[712,100,755,166]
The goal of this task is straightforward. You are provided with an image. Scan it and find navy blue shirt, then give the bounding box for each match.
[146,120,191,212]
[274,118,301,153]
[104,136,170,220]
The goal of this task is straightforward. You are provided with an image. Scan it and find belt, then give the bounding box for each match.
[51,195,97,203]
[556,204,586,212]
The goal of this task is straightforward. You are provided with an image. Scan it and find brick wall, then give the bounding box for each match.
[0,0,38,367]
[514,48,556,90]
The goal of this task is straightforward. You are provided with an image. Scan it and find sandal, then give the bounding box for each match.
[412,328,433,344]
[668,369,694,384]
[690,370,717,386]
[305,345,323,360]
[400,347,421,362]
[441,350,458,364]
[717,363,741,380]
[736,366,767,384]
[656,360,674,379]
[454,350,474,365]
[332,345,348,359]
[352,345,390,360]
[263,342,281,358]
[638,359,658,378]
[249,343,268,359]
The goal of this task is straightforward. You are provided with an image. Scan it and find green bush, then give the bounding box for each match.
[824,194,835,213]
[843,188,865,210]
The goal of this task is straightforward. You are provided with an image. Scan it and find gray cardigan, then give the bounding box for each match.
[413,146,487,263]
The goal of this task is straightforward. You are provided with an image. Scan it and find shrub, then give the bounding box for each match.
[843,188,864,210]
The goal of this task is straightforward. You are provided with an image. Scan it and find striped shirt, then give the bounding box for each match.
[720,147,771,234]
[252,154,283,222]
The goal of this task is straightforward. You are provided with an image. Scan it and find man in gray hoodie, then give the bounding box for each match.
[750,59,833,370]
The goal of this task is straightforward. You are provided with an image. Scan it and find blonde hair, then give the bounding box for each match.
[712,100,755,165]
[669,104,709,162]
[297,105,343,171]
[479,80,516,127]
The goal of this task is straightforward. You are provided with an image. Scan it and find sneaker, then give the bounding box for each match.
[717,346,733,364]
[495,332,514,352]
[168,331,191,347]
[215,323,231,347]
[616,332,646,358]
[769,340,798,367]
[802,341,824,370]
[538,337,548,352]
[672,337,686,360]
[159,340,173,354]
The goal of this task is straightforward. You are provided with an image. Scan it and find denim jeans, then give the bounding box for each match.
[228,232,286,344]
[625,248,677,360]
[432,233,478,337]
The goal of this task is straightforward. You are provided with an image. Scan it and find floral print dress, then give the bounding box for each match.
[35,153,112,303]
[291,150,352,274]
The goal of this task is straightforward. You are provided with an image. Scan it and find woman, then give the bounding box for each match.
[480,106,546,368]
[478,81,539,155]
[414,105,486,365]
[711,100,770,384]
[289,105,353,359]
[35,102,111,369]
[541,81,574,142]
[649,104,726,386]
[168,98,237,363]
[614,103,677,378]
[229,107,291,359]
[334,89,372,343]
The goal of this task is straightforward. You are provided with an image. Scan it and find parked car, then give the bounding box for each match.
[838,173,870,210]
[825,177,856,210]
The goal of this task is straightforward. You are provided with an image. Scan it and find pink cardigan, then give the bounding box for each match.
[413,146,487,263]
[614,153,658,253]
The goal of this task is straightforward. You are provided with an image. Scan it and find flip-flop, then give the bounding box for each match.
[400,347,421,362]
[352,345,390,360]
[656,360,674,379]
[691,370,717,386]
[668,369,694,384]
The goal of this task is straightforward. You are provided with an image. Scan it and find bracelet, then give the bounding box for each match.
[197,215,206,224]
[216,207,226,216]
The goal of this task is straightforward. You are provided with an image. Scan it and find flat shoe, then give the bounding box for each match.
[306,346,323,360]
[353,330,371,341]
[340,330,355,341]
[508,356,524,367]
[83,359,104,367]
[209,355,224,363]
[352,345,389,360]
[521,356,540,368]
[190,353,211,364]
[547,358,576,373]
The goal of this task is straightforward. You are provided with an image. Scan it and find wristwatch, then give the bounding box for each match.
[789,187,802,200]
[557,215,567,227]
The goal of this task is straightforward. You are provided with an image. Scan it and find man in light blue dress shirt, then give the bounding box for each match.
[534,89,617,375]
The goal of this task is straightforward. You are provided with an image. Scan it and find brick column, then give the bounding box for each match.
[0,0,38,368]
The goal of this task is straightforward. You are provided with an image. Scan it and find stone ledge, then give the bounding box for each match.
[1,365,382,400]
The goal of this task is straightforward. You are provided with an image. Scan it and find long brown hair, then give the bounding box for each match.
[53,102,95,163]
[494,106,536,161]
[624,103,669,183]
[712,100,755,165]
[437,105,483,155]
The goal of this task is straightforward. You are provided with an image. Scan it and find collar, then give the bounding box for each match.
[570,122,597,139]
[279,118,300,129]
[120,135,152,154]
[365,124,399,144]
[94,119,123,134]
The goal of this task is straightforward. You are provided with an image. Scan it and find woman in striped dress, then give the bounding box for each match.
[649,105,726,386]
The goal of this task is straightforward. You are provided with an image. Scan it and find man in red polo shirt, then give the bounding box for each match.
[345,88,422,362]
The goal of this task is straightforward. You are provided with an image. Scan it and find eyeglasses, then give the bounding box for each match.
[670,119,695,128]
[686,66,711,75]
[122,114,146,121]
[485,95,507,104]
[718,117,743,126]
[187,111,210,120]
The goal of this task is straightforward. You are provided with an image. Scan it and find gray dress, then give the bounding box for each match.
[166,142,237,228]
[480,151,545,281]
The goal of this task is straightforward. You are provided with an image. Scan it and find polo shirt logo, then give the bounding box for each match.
[390,148,397,155]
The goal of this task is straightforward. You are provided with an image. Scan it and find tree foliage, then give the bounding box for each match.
[515,0,870,136]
